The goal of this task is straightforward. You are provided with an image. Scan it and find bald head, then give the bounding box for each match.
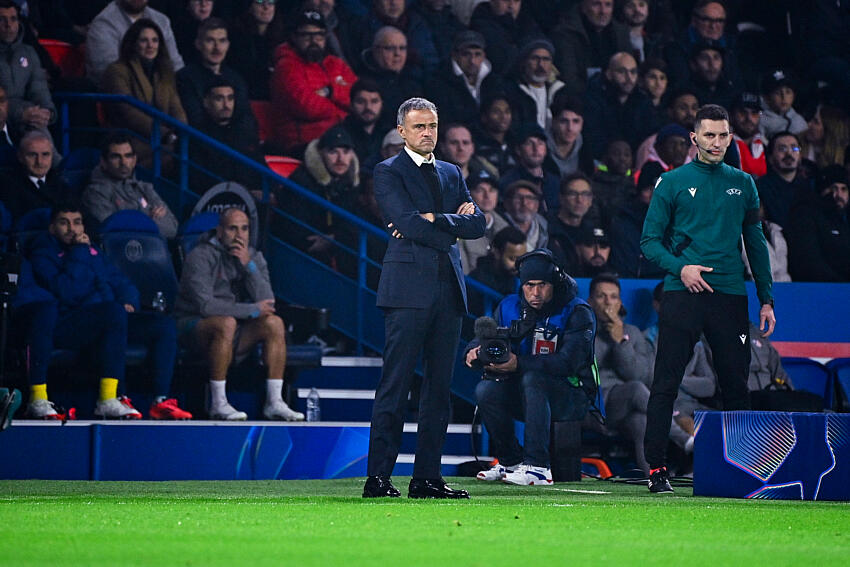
[605,52,638,96]
[217,207,250,251]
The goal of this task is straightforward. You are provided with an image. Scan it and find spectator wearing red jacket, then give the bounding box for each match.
[269,10,357,156]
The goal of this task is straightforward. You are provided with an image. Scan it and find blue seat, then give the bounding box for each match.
[178,211,219,259]
[13,207,51,254]
[0,201,11,251]
[98,211,178,313]
[826,358,850,412]
[61,146,100,171]
[782,358,832,409]
[99,210,160,235]
[61,169,92,197]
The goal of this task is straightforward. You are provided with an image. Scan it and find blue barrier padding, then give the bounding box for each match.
[694,411,850,501]
[0,423,471,480]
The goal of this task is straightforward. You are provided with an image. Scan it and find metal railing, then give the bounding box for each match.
[55,92,504,356]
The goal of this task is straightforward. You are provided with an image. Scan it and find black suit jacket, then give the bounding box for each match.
[0,165,67,223]
[373,149,485,311]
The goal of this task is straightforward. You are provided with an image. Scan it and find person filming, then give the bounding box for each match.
[465,249,597,485]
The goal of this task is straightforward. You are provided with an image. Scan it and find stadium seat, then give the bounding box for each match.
[61,169,92,198]
[266,155,301,178]
[98,210,178,313]
[13,208,51,254]
[827,358,850,412]
[62,146,101,171]
[38,38,85,78]
[250,100,272,143]
[782,358,832,409]
[0,201,11,251]
[190,182,260,248]
[99,209,160,235]
[178,211,219,260]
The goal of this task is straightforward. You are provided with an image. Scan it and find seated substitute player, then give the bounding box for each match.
[29,202,190,419]
[465,249,597,485]
[174,208,304,422]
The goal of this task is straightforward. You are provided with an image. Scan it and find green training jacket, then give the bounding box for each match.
[640,158,774,305]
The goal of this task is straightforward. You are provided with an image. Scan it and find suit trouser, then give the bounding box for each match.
[644,291,751,469]
[367,279,462,479]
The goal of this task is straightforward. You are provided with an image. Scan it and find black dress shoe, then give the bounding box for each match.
[408,478,470,499]
[362,475,401,498]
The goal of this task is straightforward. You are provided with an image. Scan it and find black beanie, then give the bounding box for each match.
[518,251,556,285]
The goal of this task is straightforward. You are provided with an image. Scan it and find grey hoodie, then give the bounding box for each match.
[175,231,274,321]
[83,165,178,238]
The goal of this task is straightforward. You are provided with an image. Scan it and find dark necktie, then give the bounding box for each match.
[420,162,442,213]
[36,179,45,191]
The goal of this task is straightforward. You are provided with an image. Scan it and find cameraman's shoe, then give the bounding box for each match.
[648,467,674,494]
[476,462,518,481]
[502,464,552,486]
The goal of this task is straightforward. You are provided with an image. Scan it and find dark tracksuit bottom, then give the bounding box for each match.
[52,303,176,396]
[644,291,752,469]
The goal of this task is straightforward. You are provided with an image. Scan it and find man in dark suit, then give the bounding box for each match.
[0,130,66,222]
[363,98,486,499]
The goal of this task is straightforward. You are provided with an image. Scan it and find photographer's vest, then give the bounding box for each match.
[497,295,600,397]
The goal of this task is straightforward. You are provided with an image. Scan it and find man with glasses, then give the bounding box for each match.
[357,26,422,125]
[342,0,438,81]
[663,0,743,90]
[269,10,356,155]
[756,131,807,229]
[641,104,775,493]
[547,173,598,273]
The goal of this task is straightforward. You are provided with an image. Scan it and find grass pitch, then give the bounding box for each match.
[1,478,847,567]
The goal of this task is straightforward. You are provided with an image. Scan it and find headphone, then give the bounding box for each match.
[515,248,567,284]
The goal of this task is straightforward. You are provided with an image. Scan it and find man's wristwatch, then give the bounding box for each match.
[762,299,775,308]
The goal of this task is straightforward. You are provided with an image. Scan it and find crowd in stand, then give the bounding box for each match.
[0,1,848,434]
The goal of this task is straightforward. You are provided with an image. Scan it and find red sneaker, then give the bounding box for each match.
[149,397,192,420]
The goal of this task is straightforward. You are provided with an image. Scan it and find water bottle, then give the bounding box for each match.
[306,388,321,422]
[152,291,166,312]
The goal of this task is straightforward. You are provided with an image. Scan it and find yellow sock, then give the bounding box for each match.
[99,378,118,402]
[31,383,48,402]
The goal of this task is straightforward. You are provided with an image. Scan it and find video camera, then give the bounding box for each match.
[473,309,537,365]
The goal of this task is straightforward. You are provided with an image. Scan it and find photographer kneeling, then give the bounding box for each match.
[465,249,597,485]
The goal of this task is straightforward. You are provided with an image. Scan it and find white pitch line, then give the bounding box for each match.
[548,488,611,494]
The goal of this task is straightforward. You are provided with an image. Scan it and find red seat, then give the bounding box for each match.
[250,100,272,144]
[39,38,85,78]
[265,155,300,178]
